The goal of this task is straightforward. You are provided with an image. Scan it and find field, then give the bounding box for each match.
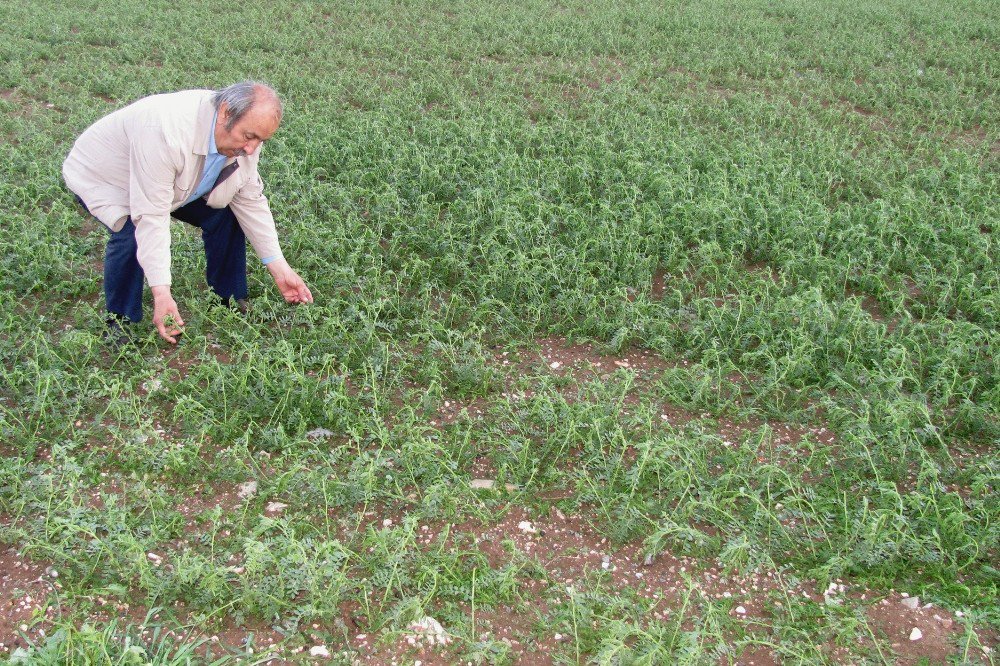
[0,0,998,663]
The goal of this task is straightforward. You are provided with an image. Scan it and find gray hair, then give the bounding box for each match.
[212,81,282,130]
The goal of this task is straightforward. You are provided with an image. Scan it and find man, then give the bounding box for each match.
[63,81,313,344]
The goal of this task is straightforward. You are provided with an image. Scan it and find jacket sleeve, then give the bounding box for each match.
[228,156,284,264]
[128,126,180,287]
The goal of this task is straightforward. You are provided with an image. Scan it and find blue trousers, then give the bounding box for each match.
[101,198,248,322]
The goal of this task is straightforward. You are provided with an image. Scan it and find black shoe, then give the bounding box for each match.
[234,298,250,315]
[103,314,133,349]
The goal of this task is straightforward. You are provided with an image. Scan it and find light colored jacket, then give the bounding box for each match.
[63,89,283,287]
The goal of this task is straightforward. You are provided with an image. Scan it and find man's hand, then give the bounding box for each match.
[266,258,313,304]
[151,285,185,344]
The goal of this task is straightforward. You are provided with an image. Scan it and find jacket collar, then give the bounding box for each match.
[193,93,216,157]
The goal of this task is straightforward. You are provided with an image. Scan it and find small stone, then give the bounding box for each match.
[382,518,393,527]
[309,645,331,657]
[735,606,747,615]
[407,616,451,645]
[901,597,920,610]
[549,361,561,369]
[933,614,953,629]
[909,628,923,641]
[518,521,536,534]
[643,553,655,566]
[306,428,334,440]
[237,481,258,499]
[265,502,288,513]
[470,479,495,490]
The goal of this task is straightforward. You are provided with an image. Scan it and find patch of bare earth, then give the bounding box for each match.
[866,593,990,665]
[0,542,56,656]
[80,598,287,662]
[494,335,674,391]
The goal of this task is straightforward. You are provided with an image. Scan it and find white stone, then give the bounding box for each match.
[407,616,451,646]
[549,361,561,369]
[309,645,331,657]
[265,502,288,513]
[735,606,747,615]
[909,628,923,641]
[901,596,920,610]
[470,479,495,490]
[518,521,536,534]
[306,428,334,440]
[237,481,258,499]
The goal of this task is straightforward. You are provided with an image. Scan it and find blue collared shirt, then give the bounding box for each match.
[185,113,227,204]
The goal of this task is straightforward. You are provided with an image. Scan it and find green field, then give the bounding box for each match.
[0,0,997,662]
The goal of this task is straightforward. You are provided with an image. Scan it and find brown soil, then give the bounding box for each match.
[0,544,54,655]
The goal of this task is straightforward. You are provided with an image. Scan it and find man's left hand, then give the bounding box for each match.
[266,258,314,304]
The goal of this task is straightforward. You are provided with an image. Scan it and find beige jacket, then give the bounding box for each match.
[63,89,283,287]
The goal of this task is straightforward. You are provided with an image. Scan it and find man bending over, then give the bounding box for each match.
[64,81,313,344]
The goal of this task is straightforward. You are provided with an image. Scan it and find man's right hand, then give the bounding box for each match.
[151,285,185,344]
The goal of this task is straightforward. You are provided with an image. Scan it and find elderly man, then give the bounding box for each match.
[63,81,312,344]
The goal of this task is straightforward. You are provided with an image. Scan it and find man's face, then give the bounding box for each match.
[214,101,280,158]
